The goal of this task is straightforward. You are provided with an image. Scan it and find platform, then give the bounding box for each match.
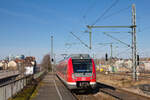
[32,72,76,100]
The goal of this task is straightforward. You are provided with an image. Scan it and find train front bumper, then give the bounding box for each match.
[67,82,97,89]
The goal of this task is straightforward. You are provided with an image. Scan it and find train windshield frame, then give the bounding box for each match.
[72,59,92,73]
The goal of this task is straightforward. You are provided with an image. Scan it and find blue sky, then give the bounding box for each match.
[0,0,150,62]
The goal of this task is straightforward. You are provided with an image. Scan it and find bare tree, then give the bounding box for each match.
[41,54,52,71]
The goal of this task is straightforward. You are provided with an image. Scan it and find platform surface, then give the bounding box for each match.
[32,72,76,100]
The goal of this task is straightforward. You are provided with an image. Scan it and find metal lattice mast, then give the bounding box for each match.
[132,4,137,80]
[87,4,137,80]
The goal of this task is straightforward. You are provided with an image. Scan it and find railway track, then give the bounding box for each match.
[56,73,97,100]
[72,82,150,100]
[97,82,150,100]
[73,82,150,100]
[55,73,77,100]
[72,88,99,100]
[97,72,150,80]
[56,73,150,100]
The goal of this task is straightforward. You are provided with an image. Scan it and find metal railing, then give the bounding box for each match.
[0,75,32,100]
[0,71,45,100]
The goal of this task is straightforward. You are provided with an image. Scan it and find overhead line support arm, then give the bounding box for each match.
[87,25,136,29]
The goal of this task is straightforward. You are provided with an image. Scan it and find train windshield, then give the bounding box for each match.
[72,59,92,73]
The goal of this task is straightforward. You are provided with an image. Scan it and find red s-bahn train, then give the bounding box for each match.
[56,54,96,89]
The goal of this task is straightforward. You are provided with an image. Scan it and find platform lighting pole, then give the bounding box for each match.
[87,4,137,80]
[89,28,92,49]
[51,36,53,73]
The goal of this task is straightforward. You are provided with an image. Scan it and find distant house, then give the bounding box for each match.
[143,62,150,71]
[125,60,132,68]
[0,60,8,70]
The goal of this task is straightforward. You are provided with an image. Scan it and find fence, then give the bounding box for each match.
[0,71,45,100]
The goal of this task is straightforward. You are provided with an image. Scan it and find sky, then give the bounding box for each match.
[0,0,150,62]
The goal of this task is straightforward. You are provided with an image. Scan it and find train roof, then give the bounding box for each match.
[68,54,91,59]
[58,54,91,63]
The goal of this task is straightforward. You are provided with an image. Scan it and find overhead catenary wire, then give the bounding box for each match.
[77,0,132,34]
[79,1,130,36]
[102,31,132,40]
[138,26,150,32]
[116,48,131,58]
[103,32,131,48]
[103,4,131,20]
[76,0,98,34]
[70,32,90,49]
[91,0,119,25]
[82,0,97,25]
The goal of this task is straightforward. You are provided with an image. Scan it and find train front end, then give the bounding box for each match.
[67,54,96,89]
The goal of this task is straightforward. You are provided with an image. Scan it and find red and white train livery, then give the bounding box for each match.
[56,54,96,89]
